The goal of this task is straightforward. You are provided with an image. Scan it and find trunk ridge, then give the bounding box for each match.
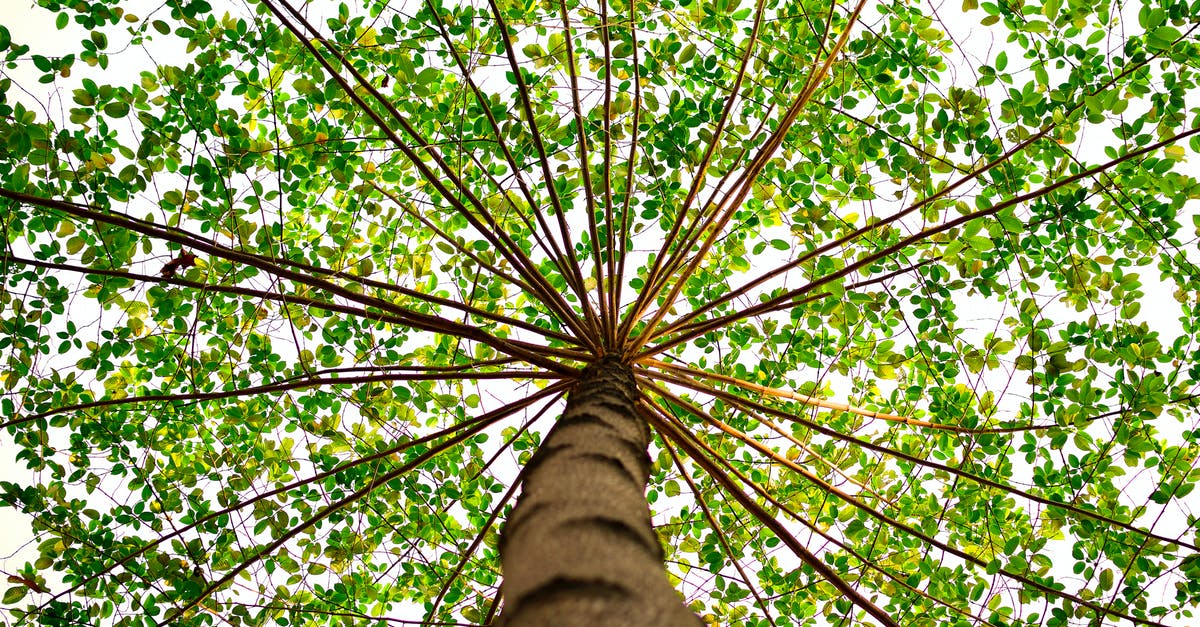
[497,357,704,626]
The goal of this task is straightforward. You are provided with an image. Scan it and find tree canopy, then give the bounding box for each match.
[2,0,1200,624]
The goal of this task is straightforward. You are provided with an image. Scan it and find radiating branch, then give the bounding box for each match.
[424,480,520,624]
[640,359,1054,434]
[646,396,1177,627]
[30,381,571,611]
[638,398,902,627]
[479,0,604,339]
[421,0,588,316]
[611,0,643,344]
[646,400,1005,625]
[5,370,559,430]
[556,0,609,344]
[598,0,617,348]
[667,381,897,507]
[619,0,766,344]
[621,0,869,358]
[640,125,1200,359]
[663,444,779,627]
[650,367,1200,553]
[0,188,575,374]
[261,0,598,350]
[2,249,579,350]
[643,379,902,526]
[644,50,1192,351]
[158,406,501,624]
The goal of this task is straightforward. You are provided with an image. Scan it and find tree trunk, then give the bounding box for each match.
[496,356,703,627]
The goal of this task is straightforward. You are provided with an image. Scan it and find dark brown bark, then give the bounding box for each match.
[497,357,703,627]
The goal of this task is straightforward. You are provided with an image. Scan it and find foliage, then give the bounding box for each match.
[2,0,1200,624]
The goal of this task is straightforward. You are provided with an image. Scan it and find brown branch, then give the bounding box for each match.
[622,0,870,358]
[261,0,597,350]
[423,386,568,621]
[646,400,1008,625]
[662,256,939,342]
[641,125,1200,358]
[479,0,602,337]
[599,0,617,348]
[4,370,559,430]
[648,367,1200,554]
[158,402,501,624]
[663,443,780,627]
[557,0,609,344]
[424,480,520,623]
[421,0,587,315]
[645,391,1177,627]
[644,379,902,524]
[619,0,767,347]
[639,399,902,627]
[611,0,642,342]
[640,359,1055,434]
[2,249,579,350]
[0,187,575,374]
[644,46,1189,350]
[32,381,571,612]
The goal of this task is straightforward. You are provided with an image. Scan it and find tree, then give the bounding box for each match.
[1,0,1199,623]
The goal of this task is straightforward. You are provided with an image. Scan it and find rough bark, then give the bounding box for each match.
[497,356,703,627]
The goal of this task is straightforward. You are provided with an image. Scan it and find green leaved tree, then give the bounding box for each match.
[2,0,1200,624]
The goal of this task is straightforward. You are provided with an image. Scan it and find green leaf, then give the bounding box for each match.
[415,68,438,85]
[678,44,696,65]
[1147,26,1182,50]
[102,101,129,118]
[2,586,26,605]
[1043,0,1061,21]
